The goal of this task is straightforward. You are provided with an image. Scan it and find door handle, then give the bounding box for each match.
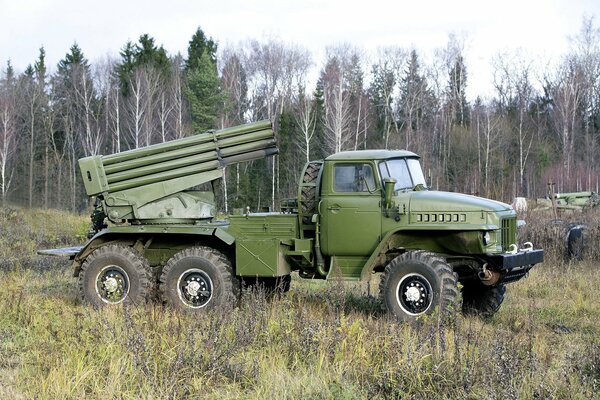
[327,205,341,212]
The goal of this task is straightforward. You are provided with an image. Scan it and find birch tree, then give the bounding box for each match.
[493,50,536,195]
[548,58,583,178]
[320,45,363,154]
[95,56,122,153]
[170,54,186,139]
[0,62,17,204]
[570,17,600,187]
[479,103,502,197]
[20,49,48,208]
[244,37,311,209]
[74,62,102,156]
[294,86,316,162]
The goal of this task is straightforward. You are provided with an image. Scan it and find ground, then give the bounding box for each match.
[0,208,598,399]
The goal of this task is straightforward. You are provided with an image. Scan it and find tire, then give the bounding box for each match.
[462,283,506,318]
[159,246,240,311]
[379,251,459,322]
[300,162,321,224]
[78,244,152,307]
[566,225,585,261]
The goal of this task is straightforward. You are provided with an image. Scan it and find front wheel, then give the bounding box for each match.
[159,247,239,311]
[379,251,459,322]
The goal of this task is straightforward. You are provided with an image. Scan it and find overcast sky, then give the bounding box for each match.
[1,0,598,99]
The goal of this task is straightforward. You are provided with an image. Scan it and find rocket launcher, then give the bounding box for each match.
[78,120,277,222]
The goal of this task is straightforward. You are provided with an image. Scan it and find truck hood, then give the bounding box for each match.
[407,190,511,213]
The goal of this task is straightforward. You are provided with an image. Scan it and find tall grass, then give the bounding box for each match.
[0,208,598,399]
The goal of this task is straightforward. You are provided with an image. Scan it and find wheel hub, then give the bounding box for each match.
[405,285,422,302]
[95,265,130,304]
[186,280,201,296]
[177,269,213,308]
[396,273,433,316]
[104,276,119,293]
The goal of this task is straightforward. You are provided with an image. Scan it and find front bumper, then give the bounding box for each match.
[484,249,544,283]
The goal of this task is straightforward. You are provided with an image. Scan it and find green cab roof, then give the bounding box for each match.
[325,149,419,161]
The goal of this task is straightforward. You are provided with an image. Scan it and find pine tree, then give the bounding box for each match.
[135,34,170,73]
[370,61,396,148]
[184,27,221,132]
[186,28,217,71]
[398,50,436,149]
[185,53,221,132]
[448,55,470,127]
[116,41,136,95]
[55,43,91,103]
[277,109,298,198]
[53,43,99,209]
[58,43,87,73]
[116,35,170,95]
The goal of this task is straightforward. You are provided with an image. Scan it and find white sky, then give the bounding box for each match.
[1,0,598,99]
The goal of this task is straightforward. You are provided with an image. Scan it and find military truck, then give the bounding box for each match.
[530,188,599,260]
[40,120,543,321]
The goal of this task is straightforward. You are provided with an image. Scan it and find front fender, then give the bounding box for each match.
[359,229,484,280]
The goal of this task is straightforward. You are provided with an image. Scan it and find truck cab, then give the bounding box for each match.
[291,150,543,320]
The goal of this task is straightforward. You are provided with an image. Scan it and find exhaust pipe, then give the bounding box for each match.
[478,263,501,286]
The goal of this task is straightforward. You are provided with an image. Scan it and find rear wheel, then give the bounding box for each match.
[379,251,459,322]
[462,282,506,318]
[159,247,240,311]
[78,244,152,307]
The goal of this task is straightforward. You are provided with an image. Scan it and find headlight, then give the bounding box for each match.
[482,231,491,245]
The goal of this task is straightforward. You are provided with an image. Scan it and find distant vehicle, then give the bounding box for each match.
[532,189,598,260]
[535,191,600,213]
[39,120,543,321]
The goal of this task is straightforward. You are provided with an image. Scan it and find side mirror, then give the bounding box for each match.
[383,178,397,209]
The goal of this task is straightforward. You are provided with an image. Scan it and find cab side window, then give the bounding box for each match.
[334,163,376,192]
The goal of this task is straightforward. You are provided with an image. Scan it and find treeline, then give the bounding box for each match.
[1,19,599,213]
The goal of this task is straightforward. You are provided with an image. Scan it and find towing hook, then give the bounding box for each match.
[521,242,533,252]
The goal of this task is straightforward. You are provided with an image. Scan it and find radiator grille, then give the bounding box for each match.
[501,217,517,251]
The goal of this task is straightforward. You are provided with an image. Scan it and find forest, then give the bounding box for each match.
[1,18,599,213]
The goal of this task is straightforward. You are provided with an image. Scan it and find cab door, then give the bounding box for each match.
[320,162,382,256]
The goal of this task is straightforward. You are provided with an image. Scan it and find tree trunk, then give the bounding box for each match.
[223,166,228,214]
[44,135,49,208]
[29,103,35,208]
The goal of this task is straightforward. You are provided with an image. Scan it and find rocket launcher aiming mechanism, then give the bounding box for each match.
[79,120,277,224]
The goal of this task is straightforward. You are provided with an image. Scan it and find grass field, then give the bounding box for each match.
[0,208,598,399]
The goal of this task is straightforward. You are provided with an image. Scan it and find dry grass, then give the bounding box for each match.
[0,208,598,399]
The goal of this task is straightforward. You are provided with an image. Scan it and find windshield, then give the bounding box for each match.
[379,158,427,191]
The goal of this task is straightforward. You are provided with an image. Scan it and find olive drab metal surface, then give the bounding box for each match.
[78,120,277,222]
